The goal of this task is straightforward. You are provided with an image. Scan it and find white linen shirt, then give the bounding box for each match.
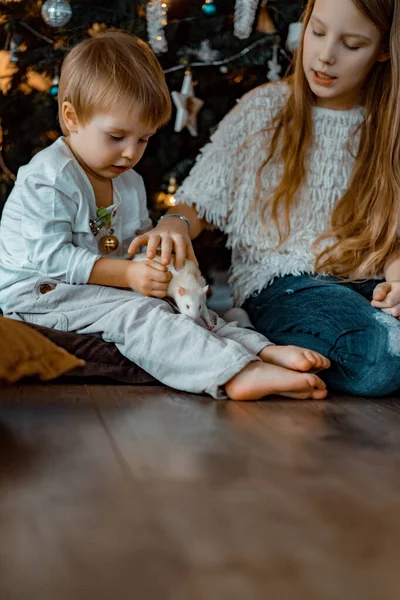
[0,136,152,314]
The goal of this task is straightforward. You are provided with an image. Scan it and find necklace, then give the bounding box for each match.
[89,204,119,253]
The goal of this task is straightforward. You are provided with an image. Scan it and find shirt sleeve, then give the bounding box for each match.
[21,176,100,285]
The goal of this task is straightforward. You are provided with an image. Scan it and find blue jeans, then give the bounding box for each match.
[244,274,400,397]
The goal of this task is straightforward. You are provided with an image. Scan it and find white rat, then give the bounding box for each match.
[132,252,214,328]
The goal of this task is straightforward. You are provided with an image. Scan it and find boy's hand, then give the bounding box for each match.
[126,260,172,298]
[371,281,400,318]
[127,217,198,270]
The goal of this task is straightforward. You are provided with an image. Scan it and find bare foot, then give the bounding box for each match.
[225,361,327,401]
[259,344,330,373]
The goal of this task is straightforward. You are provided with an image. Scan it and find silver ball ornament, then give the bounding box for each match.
[41,0,72,28]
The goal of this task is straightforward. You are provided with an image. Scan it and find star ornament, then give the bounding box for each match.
[171,70,204,136]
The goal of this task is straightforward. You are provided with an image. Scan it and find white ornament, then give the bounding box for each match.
[178,39,220,64]
[9,34,22,63]
[195,40,220,63]
[286,22,303,53]
[146,0,168,54]
[171,70,204,137]
[267,43,282,81]
[234,0,260,39]
[41,0,72,28]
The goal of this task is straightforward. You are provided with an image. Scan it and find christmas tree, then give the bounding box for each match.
[0,0,303,269]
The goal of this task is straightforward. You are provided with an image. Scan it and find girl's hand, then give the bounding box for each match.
[371,281,400,318]
[127,217,198,270]
[126,260,172,298]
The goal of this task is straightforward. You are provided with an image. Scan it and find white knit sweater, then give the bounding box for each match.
[175,82,365,306]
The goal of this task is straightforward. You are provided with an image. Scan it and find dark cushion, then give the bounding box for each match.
[25,322,158,385]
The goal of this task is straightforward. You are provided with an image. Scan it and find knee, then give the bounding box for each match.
[332,316,400,396]
[342,355,399,397]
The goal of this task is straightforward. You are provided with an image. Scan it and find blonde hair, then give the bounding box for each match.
[255,0,400,280]
[58,31,171,135]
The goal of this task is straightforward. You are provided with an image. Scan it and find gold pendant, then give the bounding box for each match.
[99,235,119,253]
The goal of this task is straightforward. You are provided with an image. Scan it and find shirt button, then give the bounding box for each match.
[135,229,141,235]
[39,284,52,294]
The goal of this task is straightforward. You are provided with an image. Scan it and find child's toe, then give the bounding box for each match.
[304,350,319,366]
[297,356,314,371]
[311,387,328,400]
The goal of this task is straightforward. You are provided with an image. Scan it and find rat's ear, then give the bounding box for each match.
[202,285,209,295]
[178,287,187,296]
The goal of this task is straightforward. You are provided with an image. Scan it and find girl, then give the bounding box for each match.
[129,0,400,397]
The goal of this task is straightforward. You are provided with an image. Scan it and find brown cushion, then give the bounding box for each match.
[0,317,85,383]
[25,322,157,384]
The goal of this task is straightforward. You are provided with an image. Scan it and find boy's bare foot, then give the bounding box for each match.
[225,361,327,401]
[259,344,330,373]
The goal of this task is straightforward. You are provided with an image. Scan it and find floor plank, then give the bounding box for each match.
[1,384,400,599]
[0,402,185,600]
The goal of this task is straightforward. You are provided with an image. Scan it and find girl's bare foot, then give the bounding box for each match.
[259,344,330,373]
[225,361,327,401]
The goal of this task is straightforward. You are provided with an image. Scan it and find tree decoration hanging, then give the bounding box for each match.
[178,39,220,64]
[9,34,23,64]
[41,0,72,28]
[286,21,303,52]
[266,43,281,81]
[146,0,168,54]
[234,0,259,39]
[256,1,276,34]
[171,68,204,137]
[201,0,217,15]
[49,74,59,97]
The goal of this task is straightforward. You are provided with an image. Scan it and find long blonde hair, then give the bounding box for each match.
[258,0,400,279]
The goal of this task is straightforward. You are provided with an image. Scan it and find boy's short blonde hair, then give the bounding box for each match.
[58,31,172,135]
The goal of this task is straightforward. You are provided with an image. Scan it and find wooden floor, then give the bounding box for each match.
[1,383,400,599]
